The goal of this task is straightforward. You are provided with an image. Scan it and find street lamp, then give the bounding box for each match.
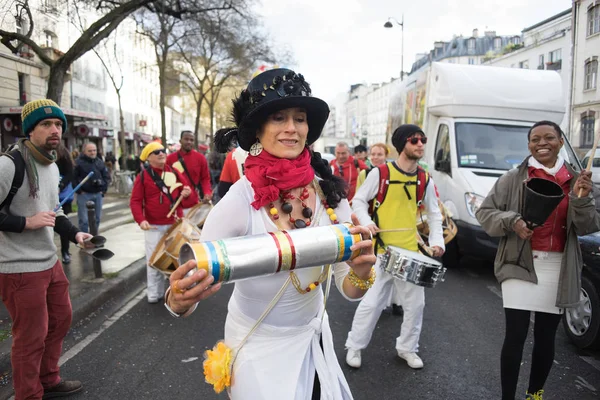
[384,14,404,80]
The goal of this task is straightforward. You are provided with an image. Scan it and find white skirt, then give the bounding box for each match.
[501,251,564,315]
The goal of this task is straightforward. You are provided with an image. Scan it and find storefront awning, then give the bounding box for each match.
[0,106,107,121]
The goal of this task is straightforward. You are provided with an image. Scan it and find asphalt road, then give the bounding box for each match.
[3,260,600,400]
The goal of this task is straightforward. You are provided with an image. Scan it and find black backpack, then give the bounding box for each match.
[0,149,26,213]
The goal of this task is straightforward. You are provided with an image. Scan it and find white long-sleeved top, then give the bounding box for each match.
[351,164,446,251]
[196,177,356,399]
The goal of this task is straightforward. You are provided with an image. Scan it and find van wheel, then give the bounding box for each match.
[563,275,600,349]
[442,238,461,268]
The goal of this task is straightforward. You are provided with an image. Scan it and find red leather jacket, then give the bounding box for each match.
[528,165,572,252]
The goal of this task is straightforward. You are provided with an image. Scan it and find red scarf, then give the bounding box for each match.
[244,148,315,210]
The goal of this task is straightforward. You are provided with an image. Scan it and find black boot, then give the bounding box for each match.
[62,252,71,264]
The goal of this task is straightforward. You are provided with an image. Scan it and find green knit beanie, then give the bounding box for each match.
[21,99,68,136]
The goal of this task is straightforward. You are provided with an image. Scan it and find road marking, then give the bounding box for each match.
[575,375,597,392]
[7,290,145,400]
[58,291,145,366]
[487,285,502,299]
[580,356,600,373]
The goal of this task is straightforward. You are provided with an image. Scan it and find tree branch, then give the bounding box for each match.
[0,30,54,64]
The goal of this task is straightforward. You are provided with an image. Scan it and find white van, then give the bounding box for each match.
[401,63,582,265]
[581,149,600,185]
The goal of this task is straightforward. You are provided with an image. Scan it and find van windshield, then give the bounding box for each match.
[581,156,600,168]
[455,122,580,171]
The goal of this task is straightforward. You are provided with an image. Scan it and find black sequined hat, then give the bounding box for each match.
[231,68,330,151]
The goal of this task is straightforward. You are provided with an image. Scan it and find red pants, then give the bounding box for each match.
[0,261,72,400]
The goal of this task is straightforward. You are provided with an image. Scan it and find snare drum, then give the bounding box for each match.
[380,246,446,288]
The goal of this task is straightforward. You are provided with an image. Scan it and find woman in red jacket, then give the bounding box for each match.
[130,142,191,303]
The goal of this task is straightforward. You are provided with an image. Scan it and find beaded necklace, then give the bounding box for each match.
[267,181,339,294]
[268,185,339,228]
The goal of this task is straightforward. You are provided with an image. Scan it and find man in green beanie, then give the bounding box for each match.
[0,99,92,399]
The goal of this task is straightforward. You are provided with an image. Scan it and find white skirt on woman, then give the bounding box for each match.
[501,250,564,315]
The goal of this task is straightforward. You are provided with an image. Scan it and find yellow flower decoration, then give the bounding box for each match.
[203,341,232,393]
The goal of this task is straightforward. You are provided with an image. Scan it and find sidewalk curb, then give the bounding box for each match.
[0,258,147,376]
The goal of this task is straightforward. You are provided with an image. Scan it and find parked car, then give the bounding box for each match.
[563,233,600,349]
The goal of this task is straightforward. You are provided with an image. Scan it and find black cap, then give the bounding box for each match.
[391,124,425,154]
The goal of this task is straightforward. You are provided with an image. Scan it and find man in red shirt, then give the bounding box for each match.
[130,142,191,303]
[331,141,367,201]
[166,131,210,213]
[217,146,248,199]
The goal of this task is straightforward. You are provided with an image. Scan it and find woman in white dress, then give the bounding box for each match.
[164,69,377,399]
[476,120,600,400]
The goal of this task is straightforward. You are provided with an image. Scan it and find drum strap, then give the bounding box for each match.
[370,164,429,252]
[177,153,204,199]
[143,166,176,205]
[369,164,429,214]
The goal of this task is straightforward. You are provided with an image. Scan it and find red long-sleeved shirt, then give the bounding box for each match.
[130,165,187,226]
[330,156,367,201]
[166,149,211,208]
[528,166,571,253]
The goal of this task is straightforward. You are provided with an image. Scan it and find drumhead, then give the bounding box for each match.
[386,246,441,266]
[186,203,212,227]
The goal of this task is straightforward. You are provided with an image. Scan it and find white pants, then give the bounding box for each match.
[144,224,170,301]
[345,258,425,353]
[386,281,403,307]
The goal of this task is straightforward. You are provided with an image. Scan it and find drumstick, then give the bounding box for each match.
[377,228,414,233]
[166,196,184,218]
[579,118,600,198]
[53,171,94,212]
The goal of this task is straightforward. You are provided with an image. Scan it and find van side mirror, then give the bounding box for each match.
[434,150,451,175]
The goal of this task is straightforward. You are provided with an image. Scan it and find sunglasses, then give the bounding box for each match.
[407,136,427,145]
[338,165,344,176]
[151,149,166,156]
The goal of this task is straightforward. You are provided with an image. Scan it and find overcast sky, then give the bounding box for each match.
[255,0,572,102]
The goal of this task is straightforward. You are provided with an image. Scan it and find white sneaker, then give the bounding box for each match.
[346,348,361,368]
[397,352,424,369]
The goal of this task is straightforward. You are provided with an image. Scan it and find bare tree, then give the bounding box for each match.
[135,9,184,147]
[0,0,236,104]
[175,12,279,145]
[93,32,129,169]
[70,2,129,168]
[135,1,246,146]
